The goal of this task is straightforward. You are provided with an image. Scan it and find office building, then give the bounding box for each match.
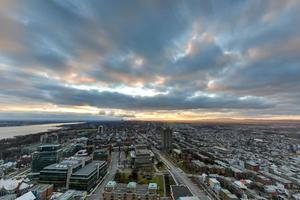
[39,156,107,191]
[39,159,82,188]
[69,161,107,191]
[31,144,63,172]
[103,181,160,200]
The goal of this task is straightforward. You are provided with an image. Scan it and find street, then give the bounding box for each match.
[88,151,119,200]
[153,148,211,200]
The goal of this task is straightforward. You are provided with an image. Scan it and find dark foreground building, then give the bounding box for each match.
[70,161,108,191]
[39,157,107,191]
[31,144,63,172]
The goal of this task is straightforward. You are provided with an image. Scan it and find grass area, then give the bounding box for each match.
[138,174,164,196]
[153,175,164,196]
[168,154,197,174]
[115,169,133,183]
[156,160,167,171]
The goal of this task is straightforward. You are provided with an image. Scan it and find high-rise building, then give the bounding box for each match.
[97,125,104,134]
[160,127,173,152]
[31,144,63,172]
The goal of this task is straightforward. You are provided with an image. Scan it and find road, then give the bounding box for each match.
[88,151,119,200]
[153,148,211,200]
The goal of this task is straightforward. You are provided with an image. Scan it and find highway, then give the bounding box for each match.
[88,151,119,200]
[153,148,211,200]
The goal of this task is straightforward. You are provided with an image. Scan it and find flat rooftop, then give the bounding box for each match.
[113,183,148,194]
[42,159,81,171]
[171,185,193,200]
[31,184,53,191]
[72,161,106,176]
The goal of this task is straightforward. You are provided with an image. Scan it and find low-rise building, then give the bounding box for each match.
[219,188,238,200]
[208,178,221,192]
[170,185,193,200]
[103,181,160,200]
[245,161,260,172]
[131,145,154,171]
[69,161,107,191]
[55,190,86,200]
[39,159,82,188]
[31,184,53,200]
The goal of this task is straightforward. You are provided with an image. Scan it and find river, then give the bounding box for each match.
[0,122,80,140]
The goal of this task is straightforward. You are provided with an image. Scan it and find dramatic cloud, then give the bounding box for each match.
[0,0,299,120]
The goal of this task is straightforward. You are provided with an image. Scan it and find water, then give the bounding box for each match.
[0,123,79,140]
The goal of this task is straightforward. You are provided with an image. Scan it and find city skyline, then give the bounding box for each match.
[0,1,300,121]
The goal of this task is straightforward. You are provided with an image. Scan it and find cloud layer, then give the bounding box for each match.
[0,0,299,120]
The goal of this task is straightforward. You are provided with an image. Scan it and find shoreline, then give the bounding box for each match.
[0,122,83,140]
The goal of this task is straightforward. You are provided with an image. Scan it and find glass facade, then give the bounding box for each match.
[31,144,62,172]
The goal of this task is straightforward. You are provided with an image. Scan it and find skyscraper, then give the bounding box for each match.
[160,127,172,152]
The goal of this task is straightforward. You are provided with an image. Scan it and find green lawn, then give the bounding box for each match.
[138,174,164,196]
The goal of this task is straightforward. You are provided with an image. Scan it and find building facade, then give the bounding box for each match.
[31,144,63,172]
[69,161,107,191]
[130,145,154,171]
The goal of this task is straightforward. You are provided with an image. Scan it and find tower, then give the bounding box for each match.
[97,125,104,134]
[160,127,172,152]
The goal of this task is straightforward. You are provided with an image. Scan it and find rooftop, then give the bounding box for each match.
[106,181,117,188]
[148,183,158,190]
[178,197,200,200]
[16,191,36,200]
[42,159,81,171]
[56,190,85,200]
[72,161,106,176]
[31,184,53,191]
[127,182,137,189]
[171,185,193,200]
[107,183,150,194]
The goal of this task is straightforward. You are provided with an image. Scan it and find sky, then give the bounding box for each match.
[0,0,300,121]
